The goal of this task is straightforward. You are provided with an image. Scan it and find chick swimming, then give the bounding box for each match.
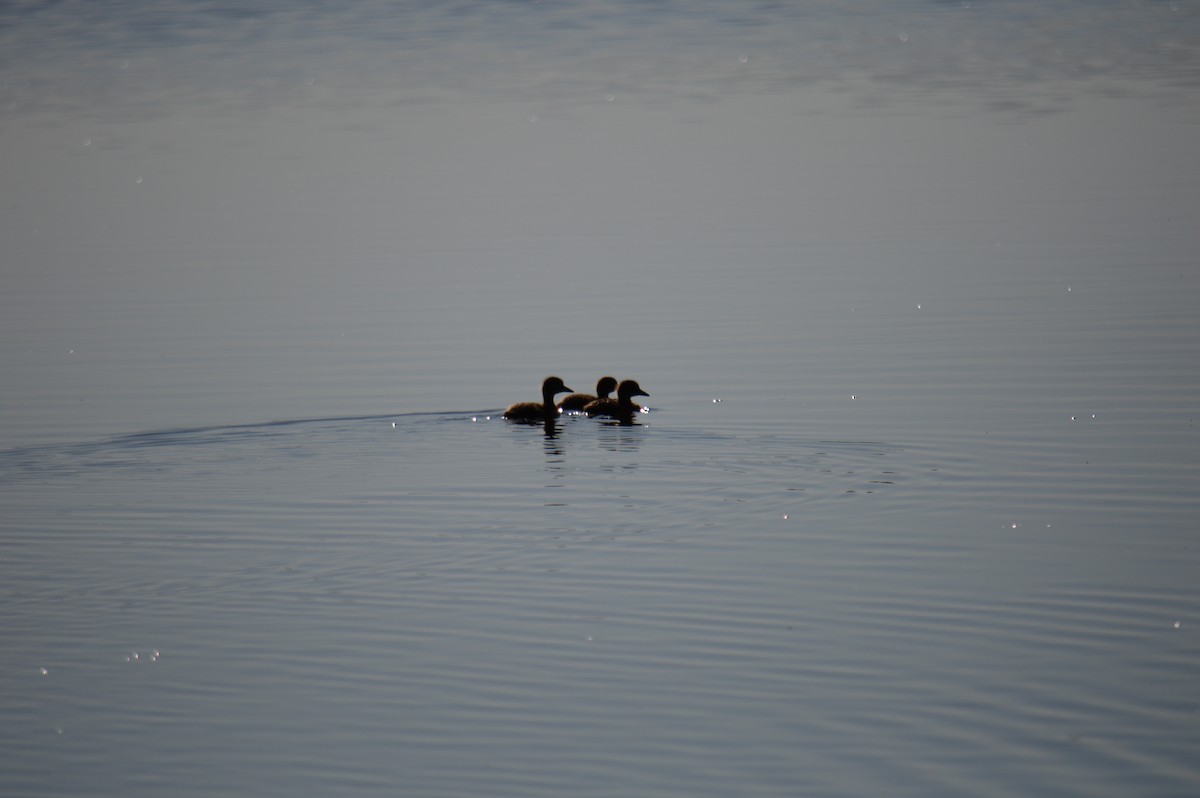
[584,379,648,418]
[558,376,618,412]
[504,376,572,421]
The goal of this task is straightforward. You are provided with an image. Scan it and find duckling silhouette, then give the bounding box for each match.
[504,376,572,422]
[558,376,618,412]
[584,379,648,419]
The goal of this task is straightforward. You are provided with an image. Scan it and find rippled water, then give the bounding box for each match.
[4,398,1198,796]
[3,1,1200,796]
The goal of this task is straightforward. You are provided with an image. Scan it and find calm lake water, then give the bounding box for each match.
[3,2,1200,796]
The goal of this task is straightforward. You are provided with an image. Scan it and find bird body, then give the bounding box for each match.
[504,376,572,421]
[584,379,648,419]
[558,376,618,412]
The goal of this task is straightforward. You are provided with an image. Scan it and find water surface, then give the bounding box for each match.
[2,2,1199,796]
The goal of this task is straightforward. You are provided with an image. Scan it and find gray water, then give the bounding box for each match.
[3,2,1200,796]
